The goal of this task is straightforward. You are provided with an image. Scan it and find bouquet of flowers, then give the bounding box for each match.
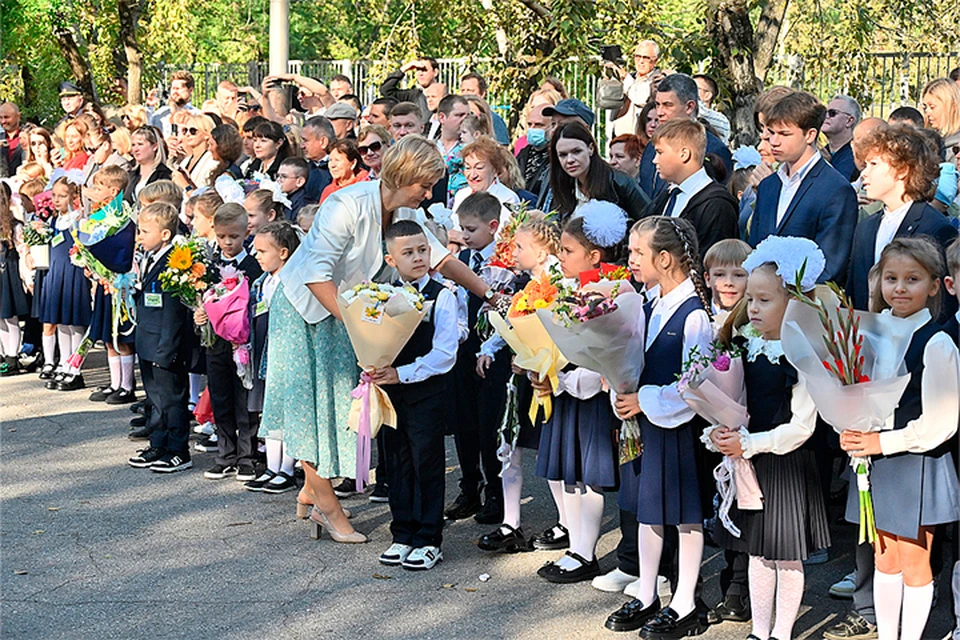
[23,220,54,269]
[536,270,646,464]
[577,262,631,288]
[679,341,762,537]
[202,265,252,386]
[337,280,430,491]
[30,191,57,222]
[488,271,567,425]
[159,237,220,346]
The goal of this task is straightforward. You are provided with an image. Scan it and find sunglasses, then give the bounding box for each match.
[238,104,261,112]
[825,109,851,118]
[634,54,655,61]
[358,140,383,155]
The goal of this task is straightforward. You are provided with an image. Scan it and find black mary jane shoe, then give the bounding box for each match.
[38,363,57,380]
[45,372,66,390]
[56,374,85,391]
[711,594,751,623]
[604,598,662,632]
[478,524,529,553]
[540,551,600,584]
[640,606,707,639]
[531,523,569,550]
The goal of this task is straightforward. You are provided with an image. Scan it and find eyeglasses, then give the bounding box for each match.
[358,140,383,155]
[825,109,852,118]
[634,54,655,61]
[238,104,261,112]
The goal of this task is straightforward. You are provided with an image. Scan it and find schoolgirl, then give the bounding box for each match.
[0,184,29,375]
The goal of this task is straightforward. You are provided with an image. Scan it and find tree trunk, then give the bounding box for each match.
[708,0,762,145]
[118,0,144,105]
[754,0,790,80]
[52,11,99,104]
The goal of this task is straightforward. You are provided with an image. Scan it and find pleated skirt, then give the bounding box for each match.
[535,391,618,489]
[0,254,29,319]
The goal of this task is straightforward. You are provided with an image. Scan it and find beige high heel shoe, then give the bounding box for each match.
[309,507,367,543]
[297,501,352,520]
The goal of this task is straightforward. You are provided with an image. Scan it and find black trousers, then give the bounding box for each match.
[385,391,446,548]
[451,346,509,501]
[375,428,388,486]
[142,359,189,454]
[720,550,750,599]
[206,343,254,467]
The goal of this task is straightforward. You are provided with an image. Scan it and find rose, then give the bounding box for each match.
[714,354,731,372]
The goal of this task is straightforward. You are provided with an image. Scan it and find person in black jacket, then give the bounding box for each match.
[544,121,650,222]
[643,119,739,259]
[379,58,440,125]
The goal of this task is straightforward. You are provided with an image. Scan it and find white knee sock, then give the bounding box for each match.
[749,556,777,639]
[772,560,805,640]
[900,582,934,640]
[189,373,204,405]
[572,484,604,562]
[556,484,582,569]
[874,571,904,640]
[266,438,282,473]
[107,355,121,389]
[0,318,21,356]
[670,524,703,618]
[548,480,567,530]
[280,444,296,476]
[42,332,56,365]
[69,326,86,374]
[120,355,135,391]
[501,449,523,529]
[637,524,665,608]
[56,326,71,370]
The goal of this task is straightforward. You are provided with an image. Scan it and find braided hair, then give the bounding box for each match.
[517,218,561,256]
[631,216,712,318]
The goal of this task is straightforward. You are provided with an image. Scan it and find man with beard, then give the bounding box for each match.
[150,70,200,138]
[0,102,23,177]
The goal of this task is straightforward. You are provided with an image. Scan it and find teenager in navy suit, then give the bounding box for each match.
[846,124,956,311]
[748,91,858,284]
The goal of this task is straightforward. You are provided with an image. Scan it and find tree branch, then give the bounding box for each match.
[753,0,790,79]
[517,0,552,20]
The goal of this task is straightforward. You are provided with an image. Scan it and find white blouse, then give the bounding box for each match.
[279,180,450,324]
[451,179,520,234]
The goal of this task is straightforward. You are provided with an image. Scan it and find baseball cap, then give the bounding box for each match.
[543,98,595,128]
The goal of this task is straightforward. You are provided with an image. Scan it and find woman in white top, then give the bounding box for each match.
[261,135,494,543]
[451,135,519,234]
[172,113,219,191]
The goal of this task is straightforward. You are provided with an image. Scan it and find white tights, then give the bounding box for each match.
[0,318,21,357]
[749,556,805,640]
[501,448,524,529]
[554,483,604,569]
[636,524,703,618]
[266,439,296,476]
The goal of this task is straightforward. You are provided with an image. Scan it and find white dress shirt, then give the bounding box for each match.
[455,242,496,343]
[395,274,460,384]
[451,179,520,235]
[555,368,605,399]
[638,278,714,427]
[775,152,820,227]
[279,180,450,324]
[873,201,913,263]
[668,167,713,218]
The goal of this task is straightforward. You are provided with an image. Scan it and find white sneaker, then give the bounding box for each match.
[379,543,413,566]
[829,571,856,598]
[624,577,644,598]
[193,421,214,436]
[402,546,442,571]
[625,575,671,599]
[592,568,639,593]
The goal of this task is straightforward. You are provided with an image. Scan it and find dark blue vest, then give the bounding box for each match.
[639,296,704,387]
[387,278,447,402]
[743,350,797,434]
[893,320,941,431]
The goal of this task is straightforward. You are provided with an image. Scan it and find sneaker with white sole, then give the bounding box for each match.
[829,570,856,598]
[151,452,193,473]
[625,575,671,599]
[592,568,639,593]
[379,543,414,566]
[193,434,218,453]
[193,421,215,436]
[204,464,238,480]
[402,546,442,571]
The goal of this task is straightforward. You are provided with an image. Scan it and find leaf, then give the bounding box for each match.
[372,573,393,580]
[47,507,60,511]
[464,587,479,592]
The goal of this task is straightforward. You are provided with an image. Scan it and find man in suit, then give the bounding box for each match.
[638,73,733,200]
[301,116,335,203]
[644,119,739,258]
[748,91,858,284]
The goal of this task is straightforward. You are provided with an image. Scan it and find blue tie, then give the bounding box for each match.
[663,187,681,217]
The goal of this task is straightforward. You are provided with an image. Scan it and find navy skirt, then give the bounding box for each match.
[514,375,542,450]
[535,391,618,489]
[30,269,47,319]
[88,284,135,345]
[634,415,704,526]
[40,235,91,327]
[0,254,29,319]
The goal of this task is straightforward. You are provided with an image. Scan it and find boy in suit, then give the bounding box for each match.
[195,203,263,481]
[276,157,311,220]
[645,118,739,258]
[749,91,859,284]
[127,203,194,473]
[371,220,459,571]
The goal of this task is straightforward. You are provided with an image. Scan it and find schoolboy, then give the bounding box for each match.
[445,191,508,523]
[371,220,459,571]
[646,119,739,258]
[703,238,751,319]
[127,203,194,473]
[276,157,311,220]
[196,203,263,481]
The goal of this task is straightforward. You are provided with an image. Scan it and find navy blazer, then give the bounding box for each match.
[749,158,858,284]
[846,201,958,311]
[135,249,193,369]
[638,129,732,199]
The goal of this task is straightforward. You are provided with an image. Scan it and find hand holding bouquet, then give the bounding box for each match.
[159,237,220,346]
[23,220,54,269]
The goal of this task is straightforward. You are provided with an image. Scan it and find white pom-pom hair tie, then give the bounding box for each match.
[742,235,826,292]
[576,199,629,248]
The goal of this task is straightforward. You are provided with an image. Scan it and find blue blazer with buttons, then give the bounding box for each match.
[749,158,858,284]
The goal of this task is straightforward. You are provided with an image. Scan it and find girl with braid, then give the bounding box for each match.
[608,216,714,638]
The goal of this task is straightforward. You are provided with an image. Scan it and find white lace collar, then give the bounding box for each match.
[738,324,784,364]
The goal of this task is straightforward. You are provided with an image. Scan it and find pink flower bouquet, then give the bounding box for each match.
[202,265,250,345]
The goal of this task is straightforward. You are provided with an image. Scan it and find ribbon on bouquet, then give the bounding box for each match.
[496,374,522,471]
[111,271,138,350]
[348,372,397,492]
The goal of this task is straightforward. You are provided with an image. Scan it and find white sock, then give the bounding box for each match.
[120,355,135,391]
[637,524,665,608]
[749,556,777,639]
[69,326,85,374]
[561,484,582,561]
[900,582,934,640]
[189,374,204,405]
[874,571,904,640]
[572,485,604,562]
[548,480,567,530]
[266,438,282,473]
[280,444,296,476]
[0,318,21,356]
[771,560,805,640]
[42,332,56,365]
[107,355,121,390]
[501,449,523,529]
[56,326,71,370]
[670,524,704,618]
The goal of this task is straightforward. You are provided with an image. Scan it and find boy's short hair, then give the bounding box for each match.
[385,219,427,246]
[888,106,925,127]
[457,191,501,224]
[297,204,319,227]
[946,237,960,279]
[93,164,130,192]
[704,238,752,271]
[213,202,248,228]
[139,202,179,234]
[650,119,706,163]
[139,180,184,209]
[437,94,468,117]
[391,101,424,124]
[279,156,309,180]
[194,190,224,219]
[764,90,826,133]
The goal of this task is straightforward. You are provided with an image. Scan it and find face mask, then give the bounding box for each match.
[527,128,547,148]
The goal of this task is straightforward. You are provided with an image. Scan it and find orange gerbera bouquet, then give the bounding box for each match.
[508,273,559,317]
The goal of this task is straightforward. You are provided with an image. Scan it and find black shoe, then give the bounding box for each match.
[204,464,238,480]
[38,363,56,380]
[129,414,147,429]
[333,477,358,498]
[130,399,146,414]
[56,373,85,391]
[531,523,569,550]
[369,482,389,503]
[261,471,297,494]
[640,607,706,639]
[822,612,879,640]
[244,470,277,491]
[444,492,482,520]
[193,435,218,453]
[604,598,662,632]
[710,594,750,623]
[474,495,504,524]
[151,451,193,473]
[106,388,136,405]
[236,464,257,482]
[45,372,66,390]
[89,386,115,402]
[128,425,153,440]
[129,446,165,468]
[0,356,22,376]
[478,524,529,552]
[540,551,601,584]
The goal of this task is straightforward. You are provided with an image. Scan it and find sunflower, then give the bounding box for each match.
[167,246,193,271]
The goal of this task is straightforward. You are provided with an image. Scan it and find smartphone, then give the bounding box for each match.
[601,45,624,65]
